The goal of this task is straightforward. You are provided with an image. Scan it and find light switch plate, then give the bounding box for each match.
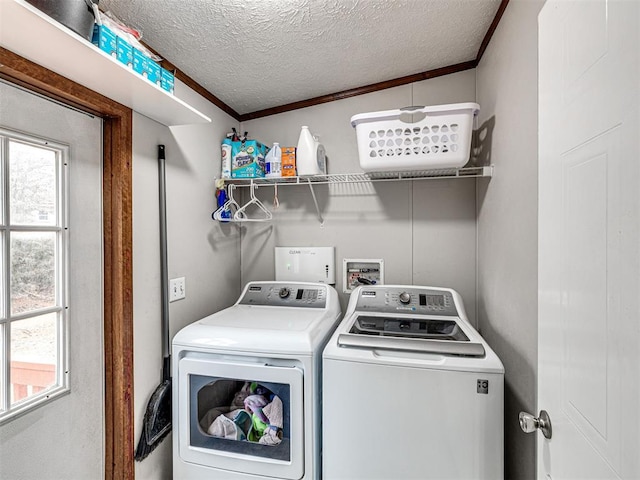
[169,277,185,302]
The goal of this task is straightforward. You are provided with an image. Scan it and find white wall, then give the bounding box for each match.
[475,0,544,478]
[239,70,479,317]
[132,79,240,479]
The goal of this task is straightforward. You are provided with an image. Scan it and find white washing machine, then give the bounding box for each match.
[173,281,341,479]
[323,285,504,480]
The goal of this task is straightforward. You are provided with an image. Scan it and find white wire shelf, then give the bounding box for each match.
[214,166,492,224]
[222,165,492,186]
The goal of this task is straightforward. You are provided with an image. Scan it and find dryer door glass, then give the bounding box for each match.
[177,355,304,480]
[190,375,291,460]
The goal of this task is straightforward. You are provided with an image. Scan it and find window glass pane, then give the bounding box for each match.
[9,141,57,226]
[11,232,56,314]
[10,313,58,405]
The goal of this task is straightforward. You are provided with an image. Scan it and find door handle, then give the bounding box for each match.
[519,410,552,439]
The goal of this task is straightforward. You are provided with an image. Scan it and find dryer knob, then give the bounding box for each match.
[279,287,291,299]
[399,292,411,304]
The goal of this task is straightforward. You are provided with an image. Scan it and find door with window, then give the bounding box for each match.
[0,80,103,478]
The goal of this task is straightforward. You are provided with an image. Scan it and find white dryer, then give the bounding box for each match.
[323,285,504,480]
[173,281,341,479]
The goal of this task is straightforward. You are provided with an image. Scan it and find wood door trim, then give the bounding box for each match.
[0,47,135,480]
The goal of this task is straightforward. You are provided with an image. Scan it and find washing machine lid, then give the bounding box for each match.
[336,313,486,357]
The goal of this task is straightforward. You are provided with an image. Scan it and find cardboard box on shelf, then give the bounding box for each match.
[146,59,162,86]
[132,48,149,77]
[281,147,296,177]
[116,36,132,68]
[161,68,175,94]
[91,24,116,57]
[231,140,267,178]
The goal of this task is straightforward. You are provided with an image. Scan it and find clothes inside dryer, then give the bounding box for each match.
[190,375,291,461]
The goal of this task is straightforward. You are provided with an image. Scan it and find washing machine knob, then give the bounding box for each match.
[278,287,291,299]
[399,292,411,304]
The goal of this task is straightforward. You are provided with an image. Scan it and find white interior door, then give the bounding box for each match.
[0,81,104,478]
[538,1,639,479]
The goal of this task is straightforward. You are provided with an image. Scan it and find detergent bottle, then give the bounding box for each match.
[296,126,324,176]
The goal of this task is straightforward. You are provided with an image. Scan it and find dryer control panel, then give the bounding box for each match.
[355,286,458,316]
[238,282,327,308]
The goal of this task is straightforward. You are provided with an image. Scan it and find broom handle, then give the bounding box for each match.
[158,145,170,380]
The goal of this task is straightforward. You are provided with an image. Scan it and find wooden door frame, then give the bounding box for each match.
[1,47,134,479]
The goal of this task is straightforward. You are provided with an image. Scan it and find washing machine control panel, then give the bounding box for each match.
[238,282,327,308]
[355,286,458,316]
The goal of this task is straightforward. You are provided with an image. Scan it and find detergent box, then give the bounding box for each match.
[116,36,133,68]
[231,140,267,178]
[92,24,117,57]
[281,147,297,177]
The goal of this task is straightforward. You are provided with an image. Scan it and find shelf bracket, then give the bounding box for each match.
[307,179,324,225]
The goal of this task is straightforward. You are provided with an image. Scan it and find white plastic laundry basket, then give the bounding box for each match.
[351,102,479,172]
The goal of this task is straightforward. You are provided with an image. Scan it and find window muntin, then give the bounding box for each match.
[0,129,68,424]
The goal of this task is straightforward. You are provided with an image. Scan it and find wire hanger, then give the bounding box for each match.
[212,183,242,222]
[234,181,272,222]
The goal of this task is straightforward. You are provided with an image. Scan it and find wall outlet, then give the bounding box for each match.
[169,277,186,302]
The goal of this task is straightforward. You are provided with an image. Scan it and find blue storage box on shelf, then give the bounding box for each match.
[161,69,175,94]
[132,47,149,77]
[132,48,162,87]
[116,36,133,67]
[146,59,162,86]
[91,24,116,57]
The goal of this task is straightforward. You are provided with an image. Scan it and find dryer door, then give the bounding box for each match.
[177,353,304,479]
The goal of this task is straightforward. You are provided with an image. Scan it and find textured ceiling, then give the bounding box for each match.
[99,0,502,116]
